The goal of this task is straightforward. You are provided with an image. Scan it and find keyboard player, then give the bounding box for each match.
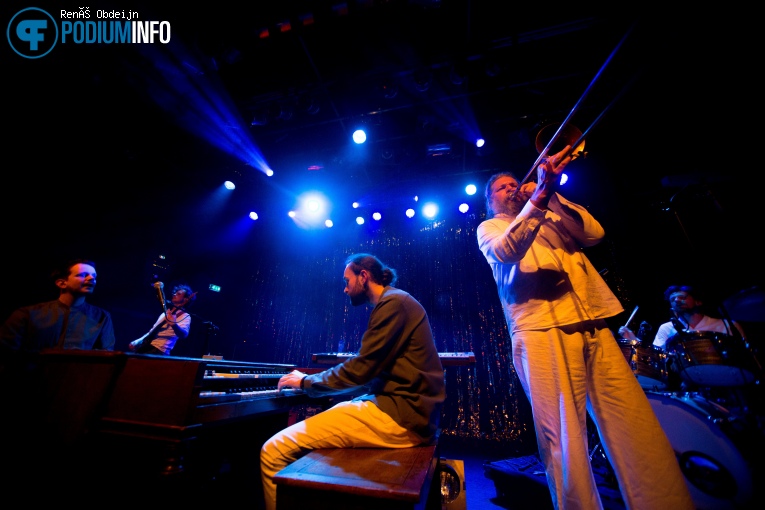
[259,253,446,510]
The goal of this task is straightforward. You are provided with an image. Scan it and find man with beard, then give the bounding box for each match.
[259,253,445,510]
[620,284,746,349]
[477,147,693,510]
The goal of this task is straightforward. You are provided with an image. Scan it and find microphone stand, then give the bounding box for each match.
[637,321,653,348]
[718,306,761,372]
[670,310,688,336]
[183,311,219,358]
[715,306,762,416]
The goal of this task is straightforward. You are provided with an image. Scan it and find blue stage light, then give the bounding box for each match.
[352,129,367,144]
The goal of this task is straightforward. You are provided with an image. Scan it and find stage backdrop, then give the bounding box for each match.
[185,209,629,453]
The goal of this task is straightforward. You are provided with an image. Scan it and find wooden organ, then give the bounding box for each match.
[3,350,320,506]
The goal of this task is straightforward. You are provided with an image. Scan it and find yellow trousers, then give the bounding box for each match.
[512,321,695,510]
[260,399,422,510]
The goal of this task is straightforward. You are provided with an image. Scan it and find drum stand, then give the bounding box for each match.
[587,415,617,485]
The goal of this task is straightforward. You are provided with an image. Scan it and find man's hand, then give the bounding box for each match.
[278,369,307,390]
[530,144,573,209]
[518,182,536,201]
[618,326,637,341]
[538,144,573,182]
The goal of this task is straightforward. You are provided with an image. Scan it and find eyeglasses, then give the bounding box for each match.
[492,182,518,194]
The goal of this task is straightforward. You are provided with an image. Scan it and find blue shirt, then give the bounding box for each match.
[0,299,116,354]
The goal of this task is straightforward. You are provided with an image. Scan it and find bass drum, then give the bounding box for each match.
[646,392,753,509]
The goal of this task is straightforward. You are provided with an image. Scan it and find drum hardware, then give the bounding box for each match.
[645,391,753,509]
[618,339,668,391]
[636,321,653,345]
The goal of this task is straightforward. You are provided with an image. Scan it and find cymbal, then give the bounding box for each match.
[723,286,765,322]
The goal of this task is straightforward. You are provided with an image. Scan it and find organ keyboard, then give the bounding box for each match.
[71,351,308,427]
[16,349,322,503]
[311,351,477,367]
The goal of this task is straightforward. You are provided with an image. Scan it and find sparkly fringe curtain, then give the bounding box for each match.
[231,212,536,448]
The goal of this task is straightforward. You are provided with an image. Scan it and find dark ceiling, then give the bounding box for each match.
[3,2,761,310]
[5,4,741,196]
[158,2,650,186]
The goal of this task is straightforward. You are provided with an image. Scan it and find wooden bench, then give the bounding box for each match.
[273,443,441,510]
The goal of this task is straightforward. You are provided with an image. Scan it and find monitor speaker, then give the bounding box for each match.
[438,458,466,510]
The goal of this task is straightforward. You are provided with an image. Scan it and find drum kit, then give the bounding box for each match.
[618,330,760,392]
[616,287,764,510]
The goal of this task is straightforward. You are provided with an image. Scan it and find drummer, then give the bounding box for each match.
[620,284,749,390]
[619,284,747,350]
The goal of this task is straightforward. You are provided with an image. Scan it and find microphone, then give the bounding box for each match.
[153,281,167,311]
[670,310,686,334]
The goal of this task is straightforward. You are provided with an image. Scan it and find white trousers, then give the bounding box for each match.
[260,399,422,510]
[512,321,695,510]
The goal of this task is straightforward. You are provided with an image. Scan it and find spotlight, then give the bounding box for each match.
[414,68,432,92]
[298,94,321,115]
[352,202,360,208]
[465,184,477,195]
[224,180,236,190]
[332,3,349,16]
[485,61,502,77]
[380,80,399,99]
[459,203,469,213]
[306,199,321,213]
[352,129,367,144]
[249,212,258,220]
[251,109,268,126]
[427,143,451,156]
[299,13,315,27]
[356,216,365,225]
[561,173,568,185]
[291,191,330,229]
[406,208,415,218]
[423,203,438,219]
[306,101,321,115]
[475,138,485,148]
[449,62,468,86]
[325,219,333,228]
[276,100,295,120]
